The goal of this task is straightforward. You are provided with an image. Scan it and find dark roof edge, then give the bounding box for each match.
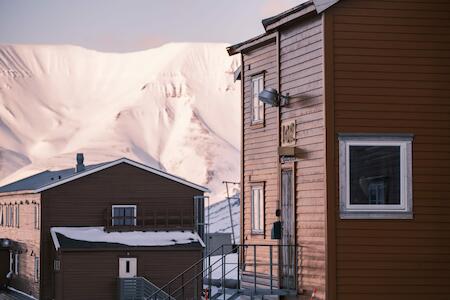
[228,0,342,56]
[227,32,277,56]
[261,0,315,30]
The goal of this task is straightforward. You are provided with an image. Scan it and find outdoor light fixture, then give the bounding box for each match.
[258,88,289,107]
[1,239,11,248]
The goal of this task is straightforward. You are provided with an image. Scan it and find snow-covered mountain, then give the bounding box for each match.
[0,43,240,202]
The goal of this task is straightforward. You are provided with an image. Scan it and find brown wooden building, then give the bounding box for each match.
[0,155,208,300]
[228,0,450,299]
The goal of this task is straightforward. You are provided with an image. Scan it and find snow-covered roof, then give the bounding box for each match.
[0,157,209,194]
[50,227,205,250]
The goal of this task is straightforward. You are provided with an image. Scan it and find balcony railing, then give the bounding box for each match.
[104,208,194,232]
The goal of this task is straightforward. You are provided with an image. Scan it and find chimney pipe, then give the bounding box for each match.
[76,153,85,173]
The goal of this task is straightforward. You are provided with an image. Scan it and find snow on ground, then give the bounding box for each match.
[0,43,240,203]
[208,253,239,280]
[50,227,203,249]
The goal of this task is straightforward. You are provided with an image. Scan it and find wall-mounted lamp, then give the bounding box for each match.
[1,239,11,248]
[258,88,290,107]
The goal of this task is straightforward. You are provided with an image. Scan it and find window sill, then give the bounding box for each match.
[340,211,413,220]
[251,231,264,235]
[250,122,265,129]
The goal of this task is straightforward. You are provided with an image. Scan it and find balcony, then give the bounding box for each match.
[104,207,195,232]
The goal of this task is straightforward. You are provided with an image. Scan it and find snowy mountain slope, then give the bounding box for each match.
[0,43,240,201]
[206,195,240,240]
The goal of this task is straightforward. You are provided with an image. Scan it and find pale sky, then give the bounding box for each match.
[0,0,305,52]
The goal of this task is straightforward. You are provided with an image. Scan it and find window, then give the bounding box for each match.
[34,204,40,229]
[339,134,413,219]
[251,185,264,234]
[112,205,137,226]
[0,204,3,226]
[14,253,19,275]
[34,256,40,282]
[7,205,13,227]
[54,259,61,271]
[10,205,14,227]
[15,204,19,228]
[251,74,264,124]
[10,252,14,273]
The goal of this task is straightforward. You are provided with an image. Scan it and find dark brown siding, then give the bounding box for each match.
[0,249,10,287]
[40,163,204,300]
[279,15,327,299]
[327,0,450,299]
[56,248,202,300]
[0,192,41,298]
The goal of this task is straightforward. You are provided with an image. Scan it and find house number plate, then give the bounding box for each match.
[281,120,296,147]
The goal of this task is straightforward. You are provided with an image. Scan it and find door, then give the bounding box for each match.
[119,257,137,278]
[280,169,296,289]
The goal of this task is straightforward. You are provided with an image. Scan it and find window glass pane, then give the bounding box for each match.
[124,208,134,225]
[113,208,124,226]
[252,76,263,122]
[252,189,258,229]
[252,187,263,232]
[349,146,401,205]
[258,189,264,232]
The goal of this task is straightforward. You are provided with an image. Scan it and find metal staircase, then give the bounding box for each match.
[148,244,299,300]
[118,277,175,300]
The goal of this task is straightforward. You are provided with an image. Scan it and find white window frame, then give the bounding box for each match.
[251,185,264,234]
[112,205,137,226]
[14,253,19,275]
[9,205,13,227]
[339,134,413,219]
[34,204,40,229]
[10,251,14,273]
[251,74,264,124]
[15,204,19,228]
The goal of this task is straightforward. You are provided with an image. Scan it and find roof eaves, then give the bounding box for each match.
[227,32,277,56]
[262,0,317,32]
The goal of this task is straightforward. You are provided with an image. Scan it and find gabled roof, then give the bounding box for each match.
[227,0,341,56]
[0,162,109,194]
[0,157,209,194]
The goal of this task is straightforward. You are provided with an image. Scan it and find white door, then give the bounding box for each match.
[119,257,137,278]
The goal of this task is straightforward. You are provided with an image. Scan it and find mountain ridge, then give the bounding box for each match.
[0,43,240,202]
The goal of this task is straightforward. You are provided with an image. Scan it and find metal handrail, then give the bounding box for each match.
[119,277,175,300]
[149,244,236,299]
[149,244,301,299]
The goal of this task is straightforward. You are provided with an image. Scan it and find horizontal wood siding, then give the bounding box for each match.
[40,163,204,300]
[330,0,450,299]
[57,248,202,300]
[242,41,279,248]
[280,15,326,299]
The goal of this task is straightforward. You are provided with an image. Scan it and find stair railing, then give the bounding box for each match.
[118,276,174,300]
[149,244,301,300]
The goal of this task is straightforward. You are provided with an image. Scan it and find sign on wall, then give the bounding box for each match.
[281,120,296,147]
